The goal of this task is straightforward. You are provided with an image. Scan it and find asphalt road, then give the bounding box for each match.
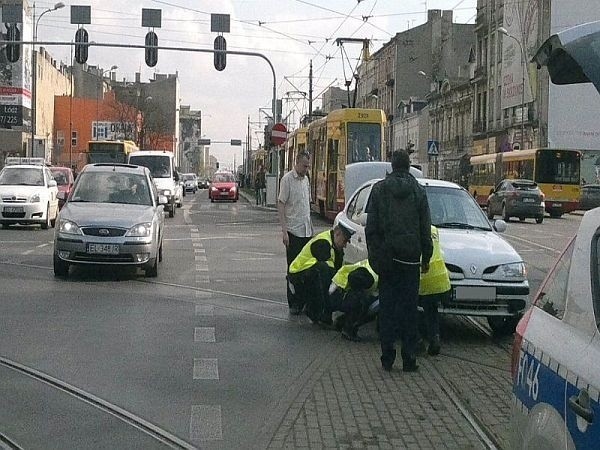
[0,191,581,449]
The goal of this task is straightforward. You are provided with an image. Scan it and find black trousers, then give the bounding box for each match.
[286,233,312,309]
[328,289,374,332]
[289,262,334,321]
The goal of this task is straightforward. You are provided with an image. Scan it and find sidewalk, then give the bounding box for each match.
[239,188,277,211]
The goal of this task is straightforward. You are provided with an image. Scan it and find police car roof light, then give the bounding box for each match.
[5,157,46,166]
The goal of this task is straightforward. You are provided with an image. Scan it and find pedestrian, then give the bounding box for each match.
[365,149,433,372]
[255,165,266,205]
[418,225,451,356]
[277,151,313,315]
[288,224,353,323]
[328,259,378,342]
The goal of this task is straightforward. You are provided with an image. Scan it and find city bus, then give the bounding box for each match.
[79,140,139,171]
[307,108,385,219]
[469,148,581,217]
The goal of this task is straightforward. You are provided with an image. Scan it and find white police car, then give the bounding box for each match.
[0,157,59,229]
[511,20,600,448]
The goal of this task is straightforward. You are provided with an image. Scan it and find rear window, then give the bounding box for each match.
[511,180,538,190]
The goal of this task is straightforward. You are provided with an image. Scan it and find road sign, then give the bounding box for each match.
[427,140,439,156]
[270,123,287,146]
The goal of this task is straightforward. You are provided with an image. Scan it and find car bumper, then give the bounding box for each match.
[0,203,47,224]
[439,280,530,317]
[507,204,545,217]
[55,235,157,266]
[211,190,237,200]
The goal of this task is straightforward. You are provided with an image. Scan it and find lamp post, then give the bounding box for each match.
[499,27,527,151]
[31,1,64,157]
[95,65,117,140]
[418,70,438,178]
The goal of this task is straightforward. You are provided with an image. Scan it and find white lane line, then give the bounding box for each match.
[195,265,209,271]
[192,242,203,248]
[194,255,207,262]
[231,257,273,261]
[235,250,276,256]
[195,304,214,315]
[190,405,223,441]
[194,248,205,253]
[503,234,562,254]
[195,275,211,284]
[193,358,219,380]
[37,243,49,248]
[194,327,216,342]
[22,249,35,255]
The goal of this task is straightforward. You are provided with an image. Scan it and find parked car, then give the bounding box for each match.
[209,171,239,202]
[511,20,600,449]
[580,183,600,210]
[335,173,529,333]
[50,166,75,210]
[0,157,59,229]
[182,173,198,193]
[198,178,210,189]
[487,179,545,223]
[53,163,167,278]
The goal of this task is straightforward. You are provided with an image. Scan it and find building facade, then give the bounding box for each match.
[179,105,202,173]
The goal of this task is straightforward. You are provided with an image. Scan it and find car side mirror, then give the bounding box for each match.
[158,195,168,205]
[358,212,368,226]
[174,172,180,182]
[48,180,57,188]
[493,219,507,233]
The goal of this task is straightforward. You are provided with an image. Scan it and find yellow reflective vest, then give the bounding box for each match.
[332,259,379,296]
[289,230,335,274]
[419,226,451,296]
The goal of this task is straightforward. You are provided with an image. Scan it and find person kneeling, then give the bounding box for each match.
[328,260,378,342]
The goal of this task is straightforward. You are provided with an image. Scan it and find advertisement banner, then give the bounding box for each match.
[92,121,136,141]
[501,0,538,110]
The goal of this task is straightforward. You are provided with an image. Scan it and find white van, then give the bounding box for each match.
[128,150,183,217]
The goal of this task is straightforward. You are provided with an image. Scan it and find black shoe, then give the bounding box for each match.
[289,306,303,315]
[428,338,441,356]
[341,329,361,342]
[333,315,346,331]
[381,349,396,371]
[320,315,333,326]
[402,358,419,372]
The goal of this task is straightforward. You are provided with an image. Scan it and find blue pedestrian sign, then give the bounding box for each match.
[427,140,440,156]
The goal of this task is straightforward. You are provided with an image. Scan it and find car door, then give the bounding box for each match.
[489,181,504,214]
[339,184,372,264]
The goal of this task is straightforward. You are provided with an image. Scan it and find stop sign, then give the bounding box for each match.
[270,123,287,146]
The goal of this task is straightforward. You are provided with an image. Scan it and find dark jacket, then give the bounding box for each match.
[365,169,433,274]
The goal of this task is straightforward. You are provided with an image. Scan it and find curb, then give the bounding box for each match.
[239,189,278,211]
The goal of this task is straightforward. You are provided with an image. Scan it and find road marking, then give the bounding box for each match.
[195,304,214,315]
[195,265,209,271]
[231,257,273,261]
[503,234,562,254]
[192,242,203,248]
[37,243,49,248]
[21,249,35,255]
[194,327,216,342]
[190,405,223,441]
[195,275,210,284]
[191,228,199,233]
[194,248,205,253]
[193,358,219,380]
[235,250,276,256]
[194,255,207,262]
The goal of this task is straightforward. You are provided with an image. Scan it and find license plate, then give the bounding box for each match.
[86,243,119,255]
[552,203,562,207]
[523,198,535,203]
[454,286,496,302]
[220,192,229,196]
[3,206,23,213]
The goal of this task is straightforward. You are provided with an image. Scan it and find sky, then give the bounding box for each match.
[35,0,476,171]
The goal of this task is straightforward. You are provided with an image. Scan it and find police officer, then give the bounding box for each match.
[289,224,354,324]
[418,225,451,356]
[328,259,378,342]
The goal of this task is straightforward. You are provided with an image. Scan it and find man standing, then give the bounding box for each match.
[365,150,433,372]
[278,151,313,315]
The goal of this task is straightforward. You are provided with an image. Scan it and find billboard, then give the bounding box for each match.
[547,1,600,150]
[0,5,32,128]
[501,0,538,110]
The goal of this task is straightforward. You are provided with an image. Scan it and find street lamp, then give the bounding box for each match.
[95,65,118,140]
[31,1,65,157]
[499,26,527,151]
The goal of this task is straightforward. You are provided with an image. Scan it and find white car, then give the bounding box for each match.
[511,20,600,449]
[0,158,59,229]
[335,173,529,333]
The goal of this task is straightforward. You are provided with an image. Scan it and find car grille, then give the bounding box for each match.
[72,253,134,263]
[81,227,127,237]
[1,196,27,203]
[1,212,26,218]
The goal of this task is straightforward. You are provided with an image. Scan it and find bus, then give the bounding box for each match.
[469,148,581,217]
[80,140,139,171]
[306,108,385,219]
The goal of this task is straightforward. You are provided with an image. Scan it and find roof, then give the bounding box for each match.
[84,163,148,174]
[129,150,174,157]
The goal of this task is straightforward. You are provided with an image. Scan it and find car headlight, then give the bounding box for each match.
[126,222,152,237]
[58,219,83,235]
[162,189,172,196]
[211,186,218,191]
[230,186,237,192]
[30,193,40,203]
[497,262,527,281]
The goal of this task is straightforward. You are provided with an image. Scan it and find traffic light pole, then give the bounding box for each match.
[1,39,278,142]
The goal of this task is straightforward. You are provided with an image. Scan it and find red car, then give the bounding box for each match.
[49,166,75,209]
[209,172,238,202]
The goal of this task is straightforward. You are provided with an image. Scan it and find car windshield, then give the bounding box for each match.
[425,185,492,230]
[70,172,152,205]
[182,174,195,181]
[213,173,235,183]
[0,167,44,186]
[50,169,70,185]
[129,155,171,178]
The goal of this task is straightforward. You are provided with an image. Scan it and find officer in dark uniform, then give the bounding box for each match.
[288,224,354,324]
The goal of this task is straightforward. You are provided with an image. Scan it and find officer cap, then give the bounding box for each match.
[336,223,355,240]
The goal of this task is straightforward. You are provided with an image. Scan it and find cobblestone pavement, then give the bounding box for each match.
[265,319,505,450]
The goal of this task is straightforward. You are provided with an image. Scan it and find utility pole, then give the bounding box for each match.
[246,114,251,184]
[308,59,313,122]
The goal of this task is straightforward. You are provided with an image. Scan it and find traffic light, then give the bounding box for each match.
[145,31,158,67]
[216,162,220,169]
[6,24,20,63]
[214,35,226,71]
[74,28,89,64]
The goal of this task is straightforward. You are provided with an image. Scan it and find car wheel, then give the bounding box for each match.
[487,315,520,335]
[486,204,494,219]
[41,205,50,229]
[51,207,57,228]
[1,223,9,229]
[502,204,510,222]
[145,257,158,277]
[536,216,544,224]
[211,198,214,203]
[53,253,69,277]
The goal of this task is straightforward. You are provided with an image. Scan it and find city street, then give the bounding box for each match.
[0,191,581,449]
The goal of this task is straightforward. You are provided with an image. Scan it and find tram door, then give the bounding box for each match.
[327,138,339,212]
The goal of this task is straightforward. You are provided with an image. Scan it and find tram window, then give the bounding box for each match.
[347,123,381,163]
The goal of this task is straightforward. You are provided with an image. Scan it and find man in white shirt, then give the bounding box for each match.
[278,151,313,315]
